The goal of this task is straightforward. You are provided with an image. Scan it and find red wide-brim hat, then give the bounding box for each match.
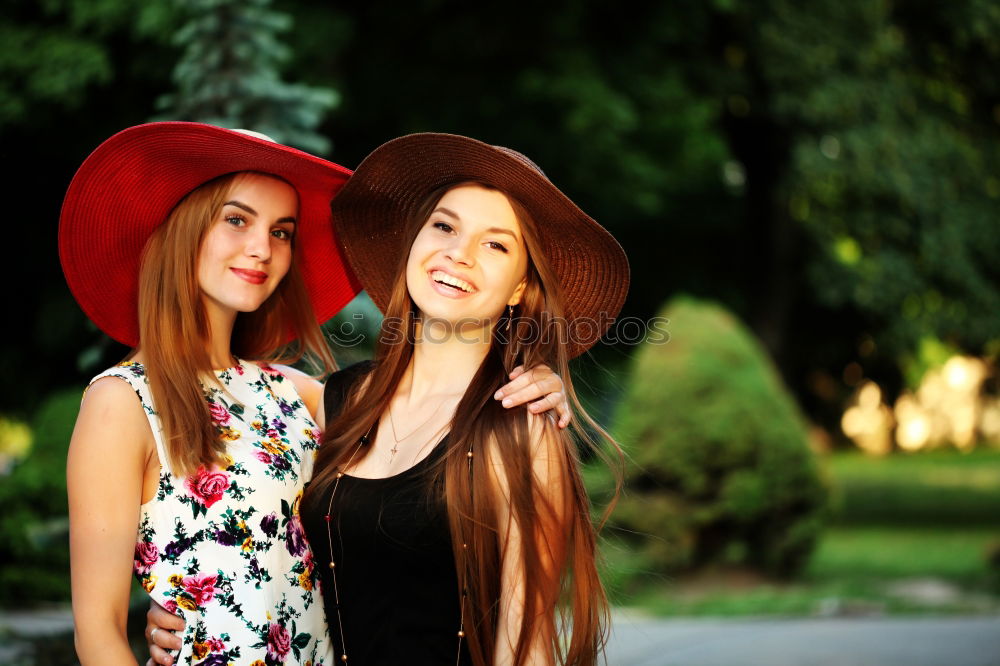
[59,122,360,347]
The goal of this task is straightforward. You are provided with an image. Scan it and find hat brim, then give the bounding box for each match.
[59,122,360,347]
[330,133,629,358]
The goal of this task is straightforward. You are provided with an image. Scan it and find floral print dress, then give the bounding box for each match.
[90,359,331,666]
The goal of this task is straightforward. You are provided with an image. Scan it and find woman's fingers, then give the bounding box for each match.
[496,368,559,407]
[528,392,571,428]
[149,643,175,665]
[146,600,183,663]
[495,365,571,428]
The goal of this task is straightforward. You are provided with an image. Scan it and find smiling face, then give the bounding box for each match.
[196,173,298,319]
[405,184,529,333]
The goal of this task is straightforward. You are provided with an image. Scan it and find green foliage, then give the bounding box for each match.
[611,297,829,577]
[0,388,82,606]
[0,0,181,128]
[711,0,1000,356]
[157,0,338,154]
[899,336,963,390]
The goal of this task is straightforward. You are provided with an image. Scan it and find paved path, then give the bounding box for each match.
[606,613,1000,666]
[3,607,999,665]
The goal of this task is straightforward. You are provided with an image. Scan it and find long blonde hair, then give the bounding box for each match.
[137,172,335,477]
[307,183,622,665]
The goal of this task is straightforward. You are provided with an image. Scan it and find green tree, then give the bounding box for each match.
[157,0,339,154]
[0,0,180,129]
[2,0,182,417]
[682,0,1000,370]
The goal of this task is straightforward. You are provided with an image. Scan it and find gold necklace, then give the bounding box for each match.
[323,427,474,665]
[386,398,448,461]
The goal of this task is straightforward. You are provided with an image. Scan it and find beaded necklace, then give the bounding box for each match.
[322,423,474,665]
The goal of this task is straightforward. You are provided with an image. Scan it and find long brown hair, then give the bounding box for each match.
[307,183,622,665]
[137,172,335,477]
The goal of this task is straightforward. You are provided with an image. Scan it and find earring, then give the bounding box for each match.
[505,304,514,332]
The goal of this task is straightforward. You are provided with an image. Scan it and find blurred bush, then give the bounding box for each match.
[609,296,829,577]
[0,388,82,606]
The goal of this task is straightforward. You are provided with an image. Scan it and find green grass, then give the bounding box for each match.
[616,527,1000,616]
[807,527,998,584]
[609,449,1000,617]
[826,449,1000,526]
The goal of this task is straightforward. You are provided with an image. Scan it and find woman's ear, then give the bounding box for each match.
[508,277,527,306]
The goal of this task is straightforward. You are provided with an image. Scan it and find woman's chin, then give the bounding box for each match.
[416,314,495,344]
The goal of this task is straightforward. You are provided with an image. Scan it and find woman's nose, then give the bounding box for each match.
[445,236,475,267]
[245,228,272,262]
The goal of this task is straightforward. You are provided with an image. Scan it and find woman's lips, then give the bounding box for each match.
[428,271,474,299]
[230,268,267,285]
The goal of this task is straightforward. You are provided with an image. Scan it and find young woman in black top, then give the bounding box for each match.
[300,134,628,665]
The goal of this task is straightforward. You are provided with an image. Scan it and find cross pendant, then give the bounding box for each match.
[389,443,398,460]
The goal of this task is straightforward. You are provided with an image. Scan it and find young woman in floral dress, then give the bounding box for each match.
[63,123,568,666]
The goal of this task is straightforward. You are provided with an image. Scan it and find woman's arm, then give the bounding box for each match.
[68,377,154,665]
[491,417,568,666]
[495,365,570,429]
[281,360,567,430]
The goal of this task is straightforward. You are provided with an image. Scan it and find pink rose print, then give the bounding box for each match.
[303,549,314,572]
[133,541,159,575]
[181,572,218,607]
[208,402,230,426]
[259,363,284,378]
[255,450,273,464]
[185,467,230,508]
[206,637,226,651]
[163,599,178,613]
[266,622,291,661]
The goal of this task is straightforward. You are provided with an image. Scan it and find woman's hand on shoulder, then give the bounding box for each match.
[270,364,325,428]
[493,364,570,429]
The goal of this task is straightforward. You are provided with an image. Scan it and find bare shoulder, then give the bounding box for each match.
[270,364,324,419]
[71,375,152,461]
[80,375,147,422]
[486,412,564,499]
[269,364,323,392]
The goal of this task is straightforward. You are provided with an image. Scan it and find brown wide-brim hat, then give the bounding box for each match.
[331,133,629,358]
[59,122,361,347]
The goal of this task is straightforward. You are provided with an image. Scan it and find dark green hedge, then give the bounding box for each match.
[611,297,829,577]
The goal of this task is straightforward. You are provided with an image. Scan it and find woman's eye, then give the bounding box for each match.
[487,241,509,253]
[225,215,246,227]
[432,221,454,233]
[271,228,293,241]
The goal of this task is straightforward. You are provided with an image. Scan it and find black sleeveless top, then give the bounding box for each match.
[301,362,471,665]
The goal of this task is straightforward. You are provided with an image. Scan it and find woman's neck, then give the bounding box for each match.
[204,301,238,369]
[406,320,492,402]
